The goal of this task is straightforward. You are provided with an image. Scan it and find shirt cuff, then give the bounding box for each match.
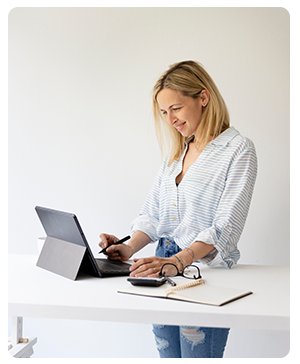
[193,222,236,268]
[130,214,159,243]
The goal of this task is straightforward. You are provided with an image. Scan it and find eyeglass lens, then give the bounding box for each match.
[161,264,178,277]
[182,265,200,279]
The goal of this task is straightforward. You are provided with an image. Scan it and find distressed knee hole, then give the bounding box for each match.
[181,326,205,350]
[153,324,165,329]
[154,335,169,351]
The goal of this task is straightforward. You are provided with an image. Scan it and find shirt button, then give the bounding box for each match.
[173,203,176,207]
[173,217,177,220]
[226,225,230,229]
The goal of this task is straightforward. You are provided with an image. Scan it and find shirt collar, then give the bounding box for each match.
[210,126,240,146]
[184,127,239,148]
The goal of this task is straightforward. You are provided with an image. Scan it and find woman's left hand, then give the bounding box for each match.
[129,256,173,278]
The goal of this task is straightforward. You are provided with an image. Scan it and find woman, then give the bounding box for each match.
[99,60,257,358]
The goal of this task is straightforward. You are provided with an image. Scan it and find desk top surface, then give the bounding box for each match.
[8,254,289,330]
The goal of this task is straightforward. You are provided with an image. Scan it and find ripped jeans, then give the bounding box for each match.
[152,238,230,358]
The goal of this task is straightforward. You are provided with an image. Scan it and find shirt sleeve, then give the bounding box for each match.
[195,139,258,268]
[130,156,168,242]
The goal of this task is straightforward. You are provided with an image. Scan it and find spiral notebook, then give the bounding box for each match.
[118,278,252,306]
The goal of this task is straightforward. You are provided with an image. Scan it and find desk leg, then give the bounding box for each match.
[11,316,23,347]
[9,316,37,358]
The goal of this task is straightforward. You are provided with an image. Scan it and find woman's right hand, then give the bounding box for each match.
[99,233,133,262]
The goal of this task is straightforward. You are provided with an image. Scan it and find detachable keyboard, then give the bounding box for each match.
[95,258,131,274]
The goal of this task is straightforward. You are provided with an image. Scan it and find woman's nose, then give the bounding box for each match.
[166,111,177,125]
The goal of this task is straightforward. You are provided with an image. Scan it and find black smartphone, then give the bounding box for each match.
[127,276,167,287]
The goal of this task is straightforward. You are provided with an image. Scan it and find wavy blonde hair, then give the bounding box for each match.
[152,60,230,165]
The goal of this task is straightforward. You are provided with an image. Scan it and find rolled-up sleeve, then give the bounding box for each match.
[195,140,258,268]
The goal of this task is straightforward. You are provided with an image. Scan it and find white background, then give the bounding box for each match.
[7,6,291,359]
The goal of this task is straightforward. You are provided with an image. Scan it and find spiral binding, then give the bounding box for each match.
[165,278,205,296]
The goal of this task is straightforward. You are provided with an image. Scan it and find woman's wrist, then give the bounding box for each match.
[170,252,189,272]
[127,231,152,256]
[170,248,195,272]
[169,255,182,272]
[126,244,135,259]
[173,255,184,272]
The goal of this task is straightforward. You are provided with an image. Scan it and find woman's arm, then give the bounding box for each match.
[193,141,258,267]
[129,240,215,277]
[174,241,216,268]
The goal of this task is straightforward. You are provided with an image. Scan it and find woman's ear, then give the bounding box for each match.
[200,89,210,107]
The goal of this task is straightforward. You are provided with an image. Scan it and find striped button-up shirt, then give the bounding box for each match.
[131,127,258,268]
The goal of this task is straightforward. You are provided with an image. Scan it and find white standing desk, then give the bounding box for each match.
[8,255,289,355]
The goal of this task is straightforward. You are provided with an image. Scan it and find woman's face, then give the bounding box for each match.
[157,88,207,137]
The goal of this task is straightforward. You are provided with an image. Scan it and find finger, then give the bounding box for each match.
[99,233,118,248]
[105,245,128,261]
[99,241,107,249]
[105,246,121,256]
[106,244,123,254]
[130,266,160,278]
[145,266,161,277]
[99,233,108,248]
[130,261,156,276]
[99,233,107,240]
[130,257,154,271]
[130,260,145,272]
[134,258,167,277]
[135,257,163,270]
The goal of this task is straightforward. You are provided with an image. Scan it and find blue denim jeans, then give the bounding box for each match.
[152,237,230,358]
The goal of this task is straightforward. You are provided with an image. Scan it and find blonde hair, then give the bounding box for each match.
[152,60,230,165]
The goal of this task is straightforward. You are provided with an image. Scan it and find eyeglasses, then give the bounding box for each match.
[159,263,202,287]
